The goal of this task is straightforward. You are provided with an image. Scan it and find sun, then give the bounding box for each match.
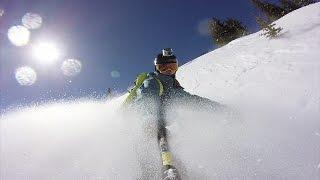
[32,42,60,64]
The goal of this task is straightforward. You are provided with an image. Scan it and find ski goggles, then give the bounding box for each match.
[156,62,178,72]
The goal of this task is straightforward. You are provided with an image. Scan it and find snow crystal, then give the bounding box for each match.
[256,159,263,163]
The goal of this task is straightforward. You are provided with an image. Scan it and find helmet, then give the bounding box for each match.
[154,48,178,75]
[154,48,178,65]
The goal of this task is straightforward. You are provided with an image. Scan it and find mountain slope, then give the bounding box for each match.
[173,3,320,179]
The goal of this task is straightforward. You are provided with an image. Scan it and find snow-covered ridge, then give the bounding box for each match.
[178,2,320,110]
[1,3,320,180]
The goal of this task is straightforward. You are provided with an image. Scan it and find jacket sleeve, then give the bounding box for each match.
[179,90,240,122]
[178,90,227,112]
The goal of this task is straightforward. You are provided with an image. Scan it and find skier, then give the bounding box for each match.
[124,48,225,180]
[123,48,223,112]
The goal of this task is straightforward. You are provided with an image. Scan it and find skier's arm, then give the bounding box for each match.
[181,90,240,120]
[179,90,227,112]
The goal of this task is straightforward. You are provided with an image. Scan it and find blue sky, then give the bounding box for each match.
[1,0,261,110]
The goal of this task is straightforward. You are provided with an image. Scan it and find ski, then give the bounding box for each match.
[157,116,181,180]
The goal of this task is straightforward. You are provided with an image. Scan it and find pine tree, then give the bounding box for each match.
[209,18,226,47]
[280,0,316,13]
[251,0,287,21]
[252,0,316,21]
[280,0,301,13]
[209,18,248,47]
[293,0,316,7]
[256,16,270,29]
[257,17,283,38]
[225,19,249,39]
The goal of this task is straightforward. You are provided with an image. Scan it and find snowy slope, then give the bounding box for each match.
[1,3,320,180]
[174,3,320,179]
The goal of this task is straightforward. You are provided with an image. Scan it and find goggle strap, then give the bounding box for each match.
[155,61,177,64]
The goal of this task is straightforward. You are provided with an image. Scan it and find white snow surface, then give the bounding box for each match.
[1,3,320,180]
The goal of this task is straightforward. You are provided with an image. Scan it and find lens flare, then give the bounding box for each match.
[111,70,120,78]
[7,25,30,46]
[0,9,4,17]
[32,42,59,64]
[15,66,37,86]
[22,13,42,29]
[198,19,211,36]
[61,59,82,77]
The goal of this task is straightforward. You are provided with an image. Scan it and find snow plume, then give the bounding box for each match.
[0,97,172,180]
[1,98,143,179]
[166,104,320,179]
[0,97,235,180]
[1,3,320,180]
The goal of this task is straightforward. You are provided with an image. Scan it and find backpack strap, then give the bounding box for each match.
[123,72,164,107]
[149,72,164,96]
